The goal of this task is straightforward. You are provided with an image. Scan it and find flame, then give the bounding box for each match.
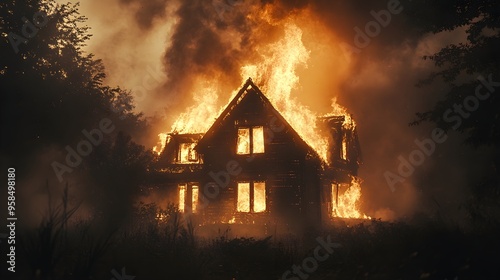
[341,134,348,160]
[253,182,266,213]
[240,23,356,162]
[170,82,221,134]
[192,185,199,213]
[155,23,354,162]
[178,184,186,213]
[179,142,198,163]
[156,212,167,222]
[237,182,250,212]
[237,128,251,155]
[332,177,371,219]
[252,127,265,154]
[153,133,168,155]
[154,17,369,221]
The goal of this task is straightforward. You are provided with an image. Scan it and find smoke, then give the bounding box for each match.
[71,0,490,222]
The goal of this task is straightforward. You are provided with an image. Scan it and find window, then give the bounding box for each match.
[178,184,199,213]
[331,183,349,217]
[179,184,186,213]
[341,134,347,160]
[237,129,250,155]
[192,185,199,213]
[237,181,266,213]
[179,143,198,163]
[237,126,265,155]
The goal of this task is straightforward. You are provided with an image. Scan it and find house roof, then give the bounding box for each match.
[196,78,321,161]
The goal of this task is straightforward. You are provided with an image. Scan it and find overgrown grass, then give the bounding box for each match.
[13,187,500,280]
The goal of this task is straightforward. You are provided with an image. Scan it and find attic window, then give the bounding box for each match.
[178,143,198,163]
[237,126,265,155]
[237,181,266,213]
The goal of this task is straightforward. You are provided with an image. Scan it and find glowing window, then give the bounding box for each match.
[237,181,266,213]
[192,185,199,213]
[237,182,250,212]
[178,184,186,213]
[253,126,265,154]
[236,126,265,155]
[341,135,347,160]
[178,184,199,213]
[237,128,250,155]
[253,182,266,213]
[179,143,198,163]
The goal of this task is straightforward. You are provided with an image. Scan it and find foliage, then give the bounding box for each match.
[407,0,500,147]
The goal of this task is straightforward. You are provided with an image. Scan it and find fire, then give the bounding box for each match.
[240,23,356,162]
[153,16,369,221]
[341,134,348,160]
[237,128,251,155]
[155,22,354,162]
[192,185,199,213]
[237,182,250,212]
[178,184,186,213]
[153,133,168,155]
[253,182,266,213]
[332,177,371,219]
[170,83,220,134]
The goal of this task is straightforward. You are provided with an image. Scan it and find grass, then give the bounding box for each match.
[11,185,500,280]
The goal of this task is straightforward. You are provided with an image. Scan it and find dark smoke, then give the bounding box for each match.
[78,0,492,222]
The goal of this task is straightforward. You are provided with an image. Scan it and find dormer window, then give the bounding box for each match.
[178,143,198,163]
[237,126,265,155]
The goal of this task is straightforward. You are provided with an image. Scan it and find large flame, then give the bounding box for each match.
[154,19,369,220]
[154,23,354,160]
[333,177,371,219]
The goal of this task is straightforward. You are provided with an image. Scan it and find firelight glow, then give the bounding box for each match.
[153,21,369,220]
[332,177,371,219]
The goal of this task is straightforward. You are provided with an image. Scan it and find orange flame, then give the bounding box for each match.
[154,19,369,220]
[332,177,371,219]
[153,133,168,155]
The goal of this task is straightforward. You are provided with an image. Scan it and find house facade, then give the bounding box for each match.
[150,79,361,232]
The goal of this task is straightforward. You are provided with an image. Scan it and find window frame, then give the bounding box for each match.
[236,181,267,213]
[178,183,200,213]
[236,126,265,155]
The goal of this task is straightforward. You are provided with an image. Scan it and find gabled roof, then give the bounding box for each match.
[196,78,321,161]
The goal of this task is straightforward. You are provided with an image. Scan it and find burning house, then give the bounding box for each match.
[149,78,367,233]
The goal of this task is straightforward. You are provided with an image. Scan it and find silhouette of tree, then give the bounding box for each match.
[0,0,148,165]
[408,0,500,147]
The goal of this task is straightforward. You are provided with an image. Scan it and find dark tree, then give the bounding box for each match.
[0,0,147,167]
[407,0,500,147]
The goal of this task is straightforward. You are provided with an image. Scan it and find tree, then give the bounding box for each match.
[407,0,500,147]
[0,1,149,170]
